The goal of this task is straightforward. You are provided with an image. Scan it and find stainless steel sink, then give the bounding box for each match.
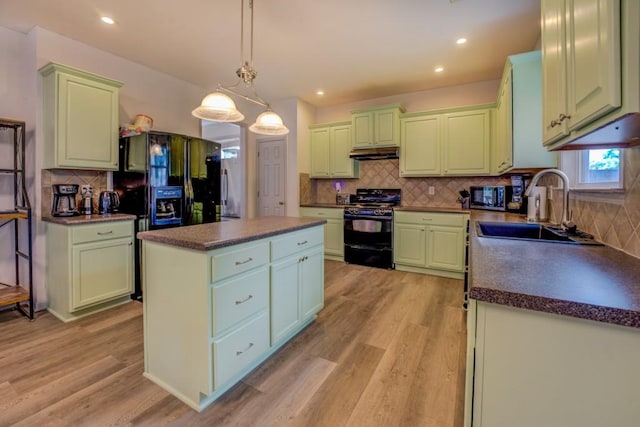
[475,221,603,245]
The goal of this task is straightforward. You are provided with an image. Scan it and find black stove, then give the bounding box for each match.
[343,189,401,269]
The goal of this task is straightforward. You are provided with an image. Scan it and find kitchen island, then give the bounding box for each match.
[137,216,326,411]
[465,212,640,427]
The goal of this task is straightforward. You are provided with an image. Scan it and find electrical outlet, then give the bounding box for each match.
[547,185,553,200]
[428,186,435,195]
[81,184,93,195]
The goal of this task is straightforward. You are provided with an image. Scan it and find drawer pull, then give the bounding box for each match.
[97,230,114,236]
[297,240,308,246]
[235,257,253,266]
[236,342,254,356]
[235,295,253,305]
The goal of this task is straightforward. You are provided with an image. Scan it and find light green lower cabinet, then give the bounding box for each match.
[299,207,344,261]
[466,301,640,427]
[393,211,468,279]
[46,220,134,322]
[393,223,426,266]
[142,225,325,412]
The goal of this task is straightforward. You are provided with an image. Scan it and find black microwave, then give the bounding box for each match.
[469,186,513,211]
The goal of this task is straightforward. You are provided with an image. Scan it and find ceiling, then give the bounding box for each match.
[0,0,541,107]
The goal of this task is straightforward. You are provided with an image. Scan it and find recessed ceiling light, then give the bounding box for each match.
[456,38,467,45]
[101,16,115,25]
[435,66,444,73]
[316,90,325,96]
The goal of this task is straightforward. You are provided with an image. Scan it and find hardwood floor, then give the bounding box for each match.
[0,261,467,426]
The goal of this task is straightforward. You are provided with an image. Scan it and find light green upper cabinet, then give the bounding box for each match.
[351,104,404,148]
[493,67,513,175]
[40,62,123,171]
[442,108,491,175]
[309,122,358,178]
[399,105,492,177]
[492,51,557,175]
[542,0,635,150]
[400,113,441,176]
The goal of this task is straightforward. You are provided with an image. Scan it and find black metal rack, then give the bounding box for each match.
[0,118,34,319]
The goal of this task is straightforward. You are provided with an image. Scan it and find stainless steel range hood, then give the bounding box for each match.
[349,147,399,160]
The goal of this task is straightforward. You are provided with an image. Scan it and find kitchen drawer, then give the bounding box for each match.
[394,211,465,227]
[211,267,269,335]
[70,220,133,244]
[212,311,269,389]
[270,227,323,261]
[210,241,269,283]
[299,207,344,219]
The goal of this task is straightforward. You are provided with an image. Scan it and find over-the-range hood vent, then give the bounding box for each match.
[349,147,399,160]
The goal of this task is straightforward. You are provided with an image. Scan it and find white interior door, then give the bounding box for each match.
[257,138,286,216]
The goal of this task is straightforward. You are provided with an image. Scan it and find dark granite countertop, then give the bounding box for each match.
[300,203,470,214]
[394,206,470,214]
[299,204,346,209]
[469,211,640,328]
[42,213,137,225]
[137,216,326,251]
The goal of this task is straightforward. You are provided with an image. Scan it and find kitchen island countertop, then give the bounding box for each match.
[469,211,640,328]
[137,216,326,251]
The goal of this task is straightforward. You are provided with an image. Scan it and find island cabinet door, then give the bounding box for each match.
[270,256,301,345]
[212,311,269,390]
[300,247,324,319]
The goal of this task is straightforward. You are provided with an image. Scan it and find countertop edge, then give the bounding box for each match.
[42,213,137,225]
[469,288,640,329]
[299,204,470,214]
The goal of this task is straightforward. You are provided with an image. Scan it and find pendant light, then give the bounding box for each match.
[192,0,289,136]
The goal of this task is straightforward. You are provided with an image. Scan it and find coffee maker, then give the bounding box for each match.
[52,184,80,217]
[506,175,529,214]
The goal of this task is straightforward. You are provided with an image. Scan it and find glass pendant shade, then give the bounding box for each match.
[249,110,290,135]
[192,92,245,122]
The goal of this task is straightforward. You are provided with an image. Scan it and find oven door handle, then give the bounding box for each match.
[344,214,392,221]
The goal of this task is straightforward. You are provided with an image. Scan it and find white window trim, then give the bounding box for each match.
[559,150,624,191]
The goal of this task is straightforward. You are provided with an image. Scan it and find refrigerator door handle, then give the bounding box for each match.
[224,169,229,206]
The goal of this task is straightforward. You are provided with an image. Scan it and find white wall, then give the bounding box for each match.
[315,79,500,124]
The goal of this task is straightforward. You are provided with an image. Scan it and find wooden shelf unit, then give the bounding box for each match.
[0,118,34,319]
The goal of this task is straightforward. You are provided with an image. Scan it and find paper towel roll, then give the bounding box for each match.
[527,186,548,222]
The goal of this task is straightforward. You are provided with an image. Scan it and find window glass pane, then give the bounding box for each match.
[580,149,620,184]
[588,149,619,171]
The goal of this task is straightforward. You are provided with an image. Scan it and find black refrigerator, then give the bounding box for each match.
[113,131,222,299]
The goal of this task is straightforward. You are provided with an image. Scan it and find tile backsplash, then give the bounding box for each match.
[41,169,108,217]
[307,159,510,207]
